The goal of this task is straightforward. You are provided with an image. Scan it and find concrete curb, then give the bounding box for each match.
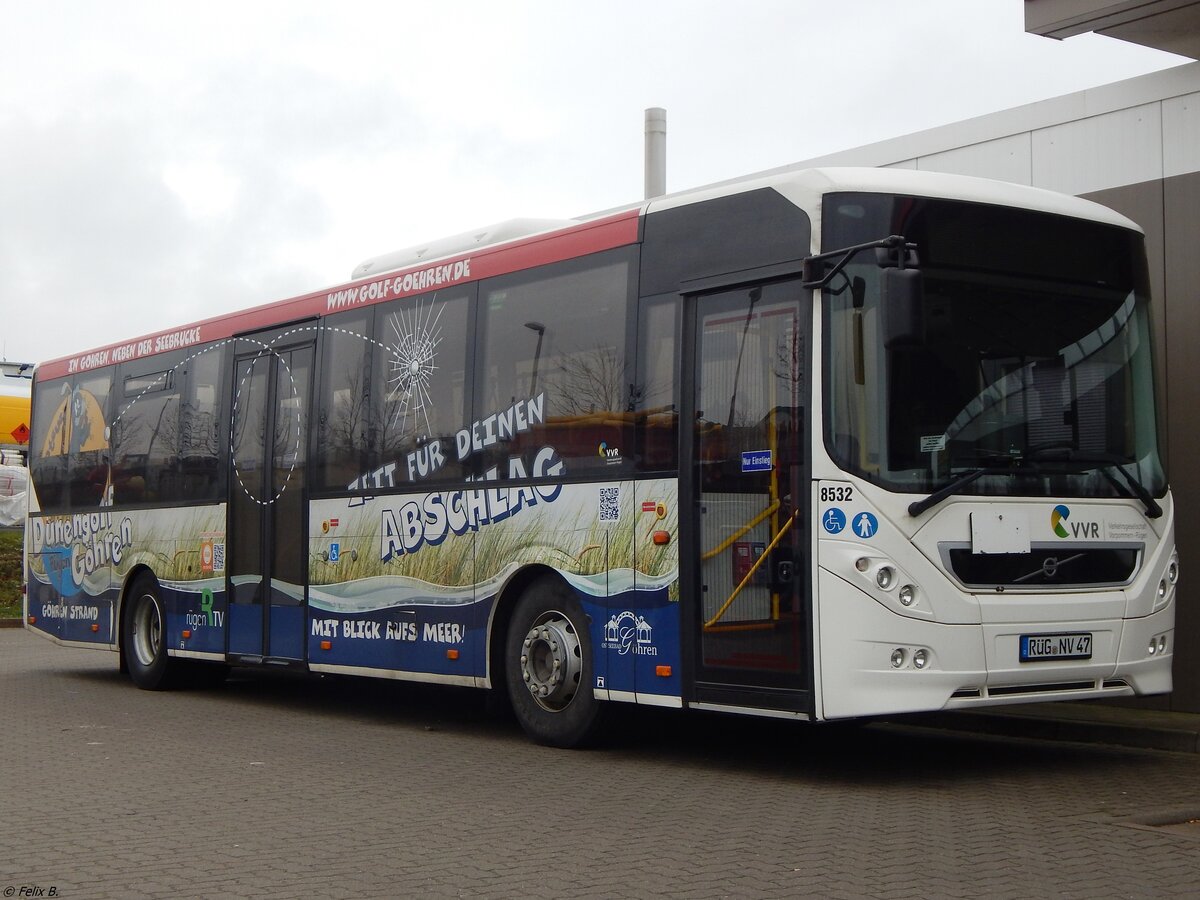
[0,618,22,628]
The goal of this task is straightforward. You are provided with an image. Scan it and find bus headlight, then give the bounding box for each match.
[1168,556,1180,585]
[913,649,929,670]
[898,584,916,607]
[1158,579,1168,601]
[876,566,895,590]
[891,648,906,668]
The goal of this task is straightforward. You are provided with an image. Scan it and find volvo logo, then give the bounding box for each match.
[1014,552,1086,584]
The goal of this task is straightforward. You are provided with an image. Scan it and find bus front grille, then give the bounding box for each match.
[942,545,1139,590]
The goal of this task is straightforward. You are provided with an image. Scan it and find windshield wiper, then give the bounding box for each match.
[909,452,1046,518]
[1024,447,1162,519]
[908,467,988,518]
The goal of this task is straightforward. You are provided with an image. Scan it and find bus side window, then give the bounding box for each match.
[634,296,679,472]
[110,350,186,505]
[476,248,637,480]
[315,311,372,492]
[371,289,472,489]
[64,371,115,507]
[180,345,226,501]
[29,376,72,510]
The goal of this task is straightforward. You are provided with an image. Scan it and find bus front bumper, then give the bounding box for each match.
[815,569,1174,720]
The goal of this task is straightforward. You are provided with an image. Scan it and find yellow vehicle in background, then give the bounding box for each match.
[0,361,32,462]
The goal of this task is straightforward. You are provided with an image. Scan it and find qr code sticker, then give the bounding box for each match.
[599,486,620,523]
[212,542,226,573]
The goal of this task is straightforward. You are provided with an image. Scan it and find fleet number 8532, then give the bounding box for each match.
[820,485,854,503]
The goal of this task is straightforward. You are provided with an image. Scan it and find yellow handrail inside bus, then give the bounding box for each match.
[704,510,797,629]
[699,499,780,561]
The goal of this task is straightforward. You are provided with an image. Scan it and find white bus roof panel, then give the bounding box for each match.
[646,166,1143,234]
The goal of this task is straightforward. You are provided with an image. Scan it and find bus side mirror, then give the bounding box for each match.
[881,267,924,349]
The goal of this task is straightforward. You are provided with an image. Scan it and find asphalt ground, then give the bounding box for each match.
[5,627,1200,899]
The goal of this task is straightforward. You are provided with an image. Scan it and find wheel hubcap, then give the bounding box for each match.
[132,594,162,667]
[520,613,582,711]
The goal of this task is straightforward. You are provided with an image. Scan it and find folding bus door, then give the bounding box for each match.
[226,326,315,662]
[685,280,811,707]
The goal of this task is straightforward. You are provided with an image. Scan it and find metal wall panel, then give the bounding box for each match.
[1163,91,1200,177]
[1161,171,1200,712]
[916,133,1034,185]
[1031,102,1164,195]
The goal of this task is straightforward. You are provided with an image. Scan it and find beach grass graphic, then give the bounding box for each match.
[308,479,679,596]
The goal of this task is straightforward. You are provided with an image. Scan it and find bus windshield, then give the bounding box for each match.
[823,192,1166,501]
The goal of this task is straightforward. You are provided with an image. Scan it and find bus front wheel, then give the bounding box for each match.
[122,575,178,690]
[505,577,603,748]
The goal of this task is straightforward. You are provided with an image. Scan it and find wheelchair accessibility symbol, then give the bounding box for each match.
[822,508,846,534]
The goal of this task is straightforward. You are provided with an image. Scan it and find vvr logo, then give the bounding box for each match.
[1051,504,1100,539]
[1051,504,1071,538]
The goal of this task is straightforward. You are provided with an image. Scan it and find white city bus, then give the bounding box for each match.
[24,167,1176,746]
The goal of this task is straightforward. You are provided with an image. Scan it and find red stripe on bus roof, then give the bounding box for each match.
[36,209,641,382]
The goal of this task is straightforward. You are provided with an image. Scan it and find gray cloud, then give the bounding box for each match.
[0,1,1185,364]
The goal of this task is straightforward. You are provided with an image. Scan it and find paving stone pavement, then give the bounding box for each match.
[4,628,1200,899]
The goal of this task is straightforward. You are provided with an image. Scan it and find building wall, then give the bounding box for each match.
[1161,170,1200,710]
[777,62,1200,711]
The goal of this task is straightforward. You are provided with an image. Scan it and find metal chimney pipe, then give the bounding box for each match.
[644,107,666,199]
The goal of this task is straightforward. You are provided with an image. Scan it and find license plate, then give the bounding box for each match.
[1020,632,1093,663]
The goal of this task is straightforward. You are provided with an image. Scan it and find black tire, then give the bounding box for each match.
[505,576,604,748]
[121,574,179,690]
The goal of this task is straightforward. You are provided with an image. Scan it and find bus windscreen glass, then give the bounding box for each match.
[823,193,1166,500]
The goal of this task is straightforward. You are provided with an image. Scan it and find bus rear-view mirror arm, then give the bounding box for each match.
[802,234,925,350]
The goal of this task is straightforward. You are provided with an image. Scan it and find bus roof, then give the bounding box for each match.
[644,166,1142,233]
[36,208,640,382]
[35,166,1143,383]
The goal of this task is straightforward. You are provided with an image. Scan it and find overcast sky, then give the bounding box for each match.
[0,0,1188,365]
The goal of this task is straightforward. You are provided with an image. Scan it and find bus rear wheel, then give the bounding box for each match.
[123,574,178,690]
[505,577,603,748]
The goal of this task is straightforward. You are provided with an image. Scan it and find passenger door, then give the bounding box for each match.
[684,281,811,706]
[226,326,315,661]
